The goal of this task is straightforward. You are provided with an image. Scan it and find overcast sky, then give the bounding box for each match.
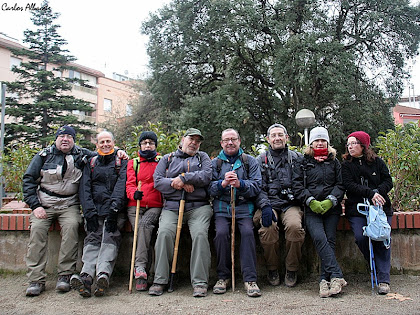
[0,0,418,97]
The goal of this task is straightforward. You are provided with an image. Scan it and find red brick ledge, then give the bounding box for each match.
[0,211,419,231]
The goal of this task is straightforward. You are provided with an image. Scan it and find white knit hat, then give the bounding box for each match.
[309,127,330,144]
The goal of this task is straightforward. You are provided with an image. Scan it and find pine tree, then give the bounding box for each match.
[4,0,94,147]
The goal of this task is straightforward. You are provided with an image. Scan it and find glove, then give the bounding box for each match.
[86,215,99,232]
[309,200,323,214]
[320,199,333,214]
[134,190,144,201]
[105,210,118,233]
[261,205,277,227]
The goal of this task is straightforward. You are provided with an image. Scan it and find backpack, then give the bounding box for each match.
[90,155,122,174]
[216,153,249,176]
[357,201,391,249]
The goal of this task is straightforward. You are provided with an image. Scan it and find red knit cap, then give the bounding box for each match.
[348,131,370,148]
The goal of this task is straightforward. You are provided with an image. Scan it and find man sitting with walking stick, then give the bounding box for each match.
[209,128,262,297]
[149,128,212,297]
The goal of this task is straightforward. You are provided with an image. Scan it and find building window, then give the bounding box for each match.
[126,104,132,116]
[104,98,112,112]
[69,70,81,79]
[10,56,22,70]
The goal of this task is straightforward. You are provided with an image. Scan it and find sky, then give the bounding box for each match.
[0,0,419,97]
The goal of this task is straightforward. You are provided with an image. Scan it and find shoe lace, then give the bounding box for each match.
[320,280,329,291]
[216,279,226,286]
[247,282,258,289]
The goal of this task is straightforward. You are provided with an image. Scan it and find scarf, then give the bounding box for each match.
[313,148,328,162]
[139,149,157,160]
[97,148,115,156]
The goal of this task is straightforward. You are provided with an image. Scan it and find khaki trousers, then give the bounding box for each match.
[253,206,305,271]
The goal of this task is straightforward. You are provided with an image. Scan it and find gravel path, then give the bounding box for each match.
[0,273,418,314]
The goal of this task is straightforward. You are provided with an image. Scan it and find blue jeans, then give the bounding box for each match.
[305,211,343,282]
[214,216,257,282]
[347,216,392,284]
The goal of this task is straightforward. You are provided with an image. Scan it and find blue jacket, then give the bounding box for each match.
[208,149,262,218]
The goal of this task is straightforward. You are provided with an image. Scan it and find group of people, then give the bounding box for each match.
[22,123,393,299]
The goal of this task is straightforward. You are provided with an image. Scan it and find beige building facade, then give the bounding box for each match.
[0,36,138,131]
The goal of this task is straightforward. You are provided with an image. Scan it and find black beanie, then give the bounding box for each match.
[56,125,76,139]
[138,131,158,147]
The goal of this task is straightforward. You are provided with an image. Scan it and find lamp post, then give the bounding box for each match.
[295,109,315,146]
[0,83,6,209]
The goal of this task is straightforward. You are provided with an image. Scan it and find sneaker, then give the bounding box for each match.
[135,267,147,280]
[284,270,297,287]
[193,285,208,297]
[329,277,347,296]
[319,279,330,298]
[26,282,45,296]
[378,282,390,295]
[94,273,109,297]
[213,279,229,294]
[136,278,148,291]
[55,275,71,292]
[71,273,92,297]
[148,283,165,296]
[244,282,261,297]
[267,270,280,286]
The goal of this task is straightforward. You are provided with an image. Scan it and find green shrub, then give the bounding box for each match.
[1,142,40,201]
[376,123,420,211]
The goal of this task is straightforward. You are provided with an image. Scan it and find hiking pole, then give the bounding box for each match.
[129,181,141,293]
[168,189,186,293]
[231,185,236,292]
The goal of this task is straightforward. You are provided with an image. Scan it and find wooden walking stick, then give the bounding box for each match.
[230,185,236,292]
[129,181,141,293]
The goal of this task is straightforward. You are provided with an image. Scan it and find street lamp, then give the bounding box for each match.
[295,109,315,146]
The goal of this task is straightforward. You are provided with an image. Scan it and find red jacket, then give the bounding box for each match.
[126,154,163,208]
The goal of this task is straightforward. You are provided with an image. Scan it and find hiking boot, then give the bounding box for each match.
[136,278,148,291]
[134,267,147,280]
[94,273,109,297]
[284,270,297,287]
[148,283,165,296]
[193,285,208,297]
[71,273,92,297]
[26,282,45,297]
[378,282,390,295]
[55,275,71,292]
[329,277,347,296]
[244,282,261,297]
[267,270,280,286]
[213,279,229,294]
[319,279,330,298]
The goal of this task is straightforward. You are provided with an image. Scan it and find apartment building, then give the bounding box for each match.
[0,36,138,130]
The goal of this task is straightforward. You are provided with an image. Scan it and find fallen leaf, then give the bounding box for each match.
[385,293,413,301]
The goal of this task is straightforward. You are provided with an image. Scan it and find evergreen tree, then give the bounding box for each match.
[4,0,94,147]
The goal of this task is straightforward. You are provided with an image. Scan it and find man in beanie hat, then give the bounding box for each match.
[125,131,163,291]
[253,123,305,288]
[23,126,127,296]
[150,127,212,297]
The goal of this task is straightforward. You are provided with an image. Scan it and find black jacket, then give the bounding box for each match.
[342,156,393,217]
[79,152,127,218]
[255,146,301,212]
[292,153,345,215]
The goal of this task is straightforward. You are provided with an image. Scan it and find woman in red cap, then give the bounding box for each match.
[342,131,393,294]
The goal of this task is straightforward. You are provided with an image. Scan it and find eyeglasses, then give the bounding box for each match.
[346,141,360,147]
[221,137,239,143]
[140,141,155,146]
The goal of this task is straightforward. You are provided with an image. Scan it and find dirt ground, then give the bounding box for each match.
[0,273,418,315]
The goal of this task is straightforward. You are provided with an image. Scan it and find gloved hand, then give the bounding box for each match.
[134,190,144,201]
[105,210,118,233]
[309,200,323,214]
[86,215,99,232]
[320,199,333,214]
[261,205,277,227]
